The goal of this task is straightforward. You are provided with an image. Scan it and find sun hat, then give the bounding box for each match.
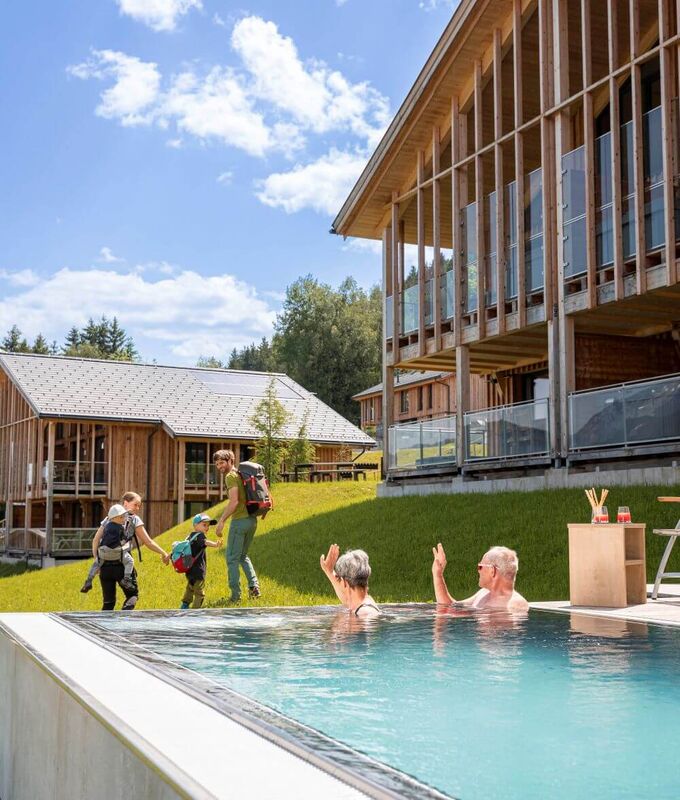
[107,503,127,519]
[193,513,217,526]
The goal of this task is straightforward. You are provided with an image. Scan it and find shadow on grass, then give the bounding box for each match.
[0,562,38,580]
[249,485,680,603]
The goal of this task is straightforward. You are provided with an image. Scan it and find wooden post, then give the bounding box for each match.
[584,92,597,307]
[659,0,677,285]
[391,194,400,354]
[513,0,526,327]
[90,425,95,495]
[455,345,470,467]
[493,28,505,334]
[539,0,554,312]
[45,421,55,555]
[559,316,575,456]
[75,423,80,497]
[433,126,442,349]
[631,59,647,294]
[608,0,624,301]
[474,61,485,340]
[384,366,395,476]
[382,225,394,476]
[452,97,462,346]
[177,439,185,525]
[417,150,426,355]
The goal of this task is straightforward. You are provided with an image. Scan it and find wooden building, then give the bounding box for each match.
[0,354,373,556]
[334,0,680,479]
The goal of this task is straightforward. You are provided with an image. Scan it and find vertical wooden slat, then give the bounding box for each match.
[177,439,185,525]
[452,97,463,347]
[382,226,393,476]
[45,421,55,555]
[493,28,505,335]
[417,150,426,354]
[474,60,485,340]
[513,0,526,327]
[455,345,470,467]
[90,425,96,495]
[584,92,597,307]
[631,61,647,294]
[581,0,592,89]
[513,0,523,128]
[539,0,554,313]
[608,0,625,301]
[391,194,400,354]
[659,9,677,285]
[432,127,443,348]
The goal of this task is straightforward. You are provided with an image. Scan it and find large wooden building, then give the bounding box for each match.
[0,354,373,557]
[334,0,680,480]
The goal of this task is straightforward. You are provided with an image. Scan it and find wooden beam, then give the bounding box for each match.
[659,16,677,285]
[417,150,426,356]
[382,226,394,475]
[581,0,592,89]
[584,92,597,308]
[493,28,505,335]
[609,69,624,300]
[539,0,554,313]
[513,0,523,128]
[45,421,55,555]
[391,193,400,354]
[177,439,185,525]
[452,97,463,347]
[631,61,647,294]
[514,132,526,327]
[455,344,470,466]
[474,59,485,340]
[433,127,443,349]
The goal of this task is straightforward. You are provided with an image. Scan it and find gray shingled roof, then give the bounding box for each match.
[0,353,375,447]
[353,370,448,400]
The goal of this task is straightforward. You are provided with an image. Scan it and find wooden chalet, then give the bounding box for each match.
[0,353,374,557]
[334,0,680,481]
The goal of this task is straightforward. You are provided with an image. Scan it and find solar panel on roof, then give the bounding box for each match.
[195,371,304,400]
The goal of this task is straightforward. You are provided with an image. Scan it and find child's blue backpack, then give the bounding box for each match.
[171,532,200,574]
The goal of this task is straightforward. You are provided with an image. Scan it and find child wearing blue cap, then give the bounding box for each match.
[180,513,223,609]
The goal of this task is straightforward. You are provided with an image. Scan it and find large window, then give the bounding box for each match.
[400,391,410,414]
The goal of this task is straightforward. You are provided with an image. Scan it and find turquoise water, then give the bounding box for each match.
[89,607,680,799]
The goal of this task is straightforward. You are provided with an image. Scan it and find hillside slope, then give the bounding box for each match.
[0,483,677,612]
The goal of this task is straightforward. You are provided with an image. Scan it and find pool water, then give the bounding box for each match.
[68,607,680,800]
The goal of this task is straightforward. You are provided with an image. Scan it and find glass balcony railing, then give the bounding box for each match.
[385,295,393,339]
[562,145,587,279]
[425,278,434,326]
[461,202,478,314]
[464,398,550,461]
[525,168,544,292]
[387,416,456,470]
[486,191,497,306]
[440,270,454,321]
[185,463,220,487]
[401,284,419,334]
[596,132,614,268]
[52,528,99,554]
[44,461,107,490]
[569,373,680,450]
[505,181,519,299]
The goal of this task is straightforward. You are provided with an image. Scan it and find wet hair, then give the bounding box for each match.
[334,549,372,588]
[485,546,519,580]
[213,449,235,464]
[121,491,141,504]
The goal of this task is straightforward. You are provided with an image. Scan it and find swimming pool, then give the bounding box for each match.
[60,606,680,800]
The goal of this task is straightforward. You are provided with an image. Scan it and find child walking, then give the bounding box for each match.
[180,513,223,609]
[81,503,135,593]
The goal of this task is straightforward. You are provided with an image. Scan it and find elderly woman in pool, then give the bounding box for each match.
[320,545,380,618]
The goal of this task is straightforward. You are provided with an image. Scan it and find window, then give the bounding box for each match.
[368,397,375,422]
[400,391,409,414]
[427,384,433,410]
[417,386,424,411]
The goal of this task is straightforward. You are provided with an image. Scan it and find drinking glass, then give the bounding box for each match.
[617,506,631,523]
[599,506,609,524]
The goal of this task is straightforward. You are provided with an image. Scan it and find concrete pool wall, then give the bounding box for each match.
[0,613,366,800]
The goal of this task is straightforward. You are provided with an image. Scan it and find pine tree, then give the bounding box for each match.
[197,356,225,368]
[1,325,30,352]
[32,334,50,354]
[287,412,315,471]
[249,377,291,483]
[106,317,127,356]
[63,327,81,352]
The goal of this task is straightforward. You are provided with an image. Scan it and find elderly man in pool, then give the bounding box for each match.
[431,543,529,612]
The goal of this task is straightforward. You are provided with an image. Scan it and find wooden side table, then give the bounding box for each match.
[568,523,647,607]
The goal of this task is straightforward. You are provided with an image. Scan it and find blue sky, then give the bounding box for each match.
[0,0,459,364]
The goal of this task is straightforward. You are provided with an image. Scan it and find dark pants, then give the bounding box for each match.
[99,562,138,611]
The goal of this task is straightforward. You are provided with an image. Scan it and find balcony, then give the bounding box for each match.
[44,461,108,494]
[569,373,680,451]
[464,398,550,462]
[185,463,220,489]
[387,415,456,471]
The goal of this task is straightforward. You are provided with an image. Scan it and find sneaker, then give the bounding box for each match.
[180,601,190,610]
[120,577,136,591]
[80,581,92,594]
[248,586,261,599]
[121,595,138,611]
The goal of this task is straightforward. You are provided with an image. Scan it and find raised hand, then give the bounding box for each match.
[431,542,447,575]
[320,543,340,575]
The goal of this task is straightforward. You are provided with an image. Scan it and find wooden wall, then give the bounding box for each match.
[0,372,40,519]
[575,332,680,390]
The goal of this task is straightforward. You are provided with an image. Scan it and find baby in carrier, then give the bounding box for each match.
[80,504,135,593]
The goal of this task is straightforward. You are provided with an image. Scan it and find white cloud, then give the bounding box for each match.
[342,238,383,255]
[0,268,40,287]
[419,0,459,10]
[0,267,276,362]
[68,50,160,125]
[256,148,367,215]
[98,246,124,263]
[117,0,202,32]
[216,171,233,185]
[212,12,227,28]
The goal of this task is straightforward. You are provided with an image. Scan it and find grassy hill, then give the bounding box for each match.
[0,482,678,612]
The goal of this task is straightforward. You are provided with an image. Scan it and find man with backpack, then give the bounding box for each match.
[213,449,270,603]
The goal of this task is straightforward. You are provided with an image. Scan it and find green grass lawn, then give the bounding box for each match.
[1,482,678,612]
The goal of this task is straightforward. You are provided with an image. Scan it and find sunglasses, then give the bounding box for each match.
[477,563,496,572]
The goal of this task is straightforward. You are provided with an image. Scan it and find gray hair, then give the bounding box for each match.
[485,546,519,580]
[335,549,372,588]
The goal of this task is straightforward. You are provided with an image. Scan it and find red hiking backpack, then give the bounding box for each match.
[238,461,273,518]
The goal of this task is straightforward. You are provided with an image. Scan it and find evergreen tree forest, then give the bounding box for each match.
[198,276,382,424]
[1,317,138,361]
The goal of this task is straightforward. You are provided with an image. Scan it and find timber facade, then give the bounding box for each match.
[0,354,373,557]
[334,0,680,481]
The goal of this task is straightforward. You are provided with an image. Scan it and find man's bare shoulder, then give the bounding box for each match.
[508,591,529,612]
